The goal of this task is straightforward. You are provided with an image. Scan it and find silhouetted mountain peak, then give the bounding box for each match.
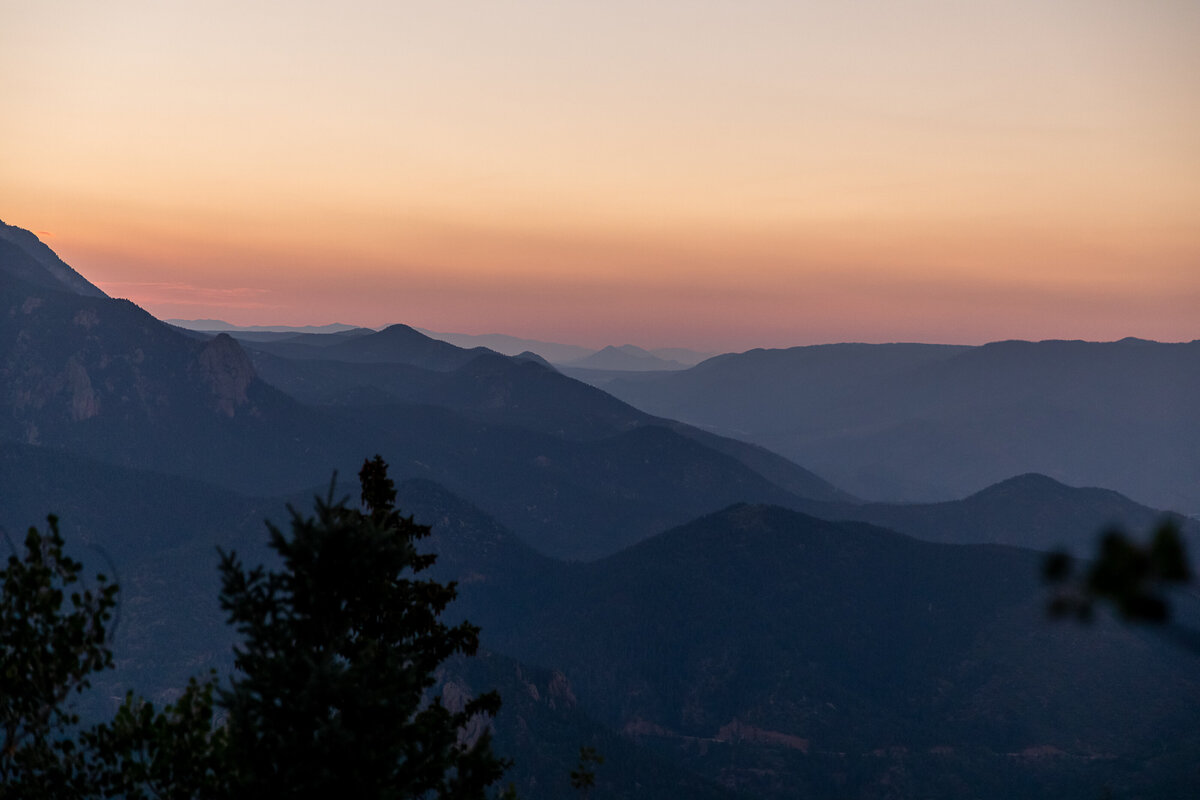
[377,322,426,339]
[513,350,553,368]
[970,472,1075,497]
[0,220,108,297]
[275,323,497,370]
[962,473,1143,510]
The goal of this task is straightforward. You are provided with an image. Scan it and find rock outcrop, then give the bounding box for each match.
[194,333,255,417]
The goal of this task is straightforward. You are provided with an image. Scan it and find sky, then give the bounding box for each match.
[2,1,1198,351]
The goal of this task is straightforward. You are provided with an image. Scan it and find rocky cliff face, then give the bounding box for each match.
[1,274,266,449]
[63,357,99,421]
[193,333,256,417]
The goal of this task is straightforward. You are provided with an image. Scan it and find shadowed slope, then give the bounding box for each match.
[0,219,108,297]
[479,503,1200,799]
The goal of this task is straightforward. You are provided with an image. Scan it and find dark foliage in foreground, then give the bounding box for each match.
[1045,520,1191,624]
[217,455,509,797]
[0,458,509,799]
[0,516,116,798]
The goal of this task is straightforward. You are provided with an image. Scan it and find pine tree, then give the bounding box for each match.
[2,457,510,798]
[216,455,510,798]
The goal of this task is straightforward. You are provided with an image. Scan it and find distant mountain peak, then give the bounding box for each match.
[167,319,364,334]
[513,351,554,368]
[964,472,1125,506]
[376,323,427,339]
[567,344,687,372]
[983,473,1069,492]
[373,323,492,352]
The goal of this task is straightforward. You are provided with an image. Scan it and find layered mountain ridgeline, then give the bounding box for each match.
[1,441,741,799]
[8,450,1200,797]
[415,328,596,364]
[458,503,1200,800]
[562,344,690,372]
[240,335,847,499]
[167,319,365,335]
[0,278,371,494]
[242,322,496,369]
[412,327,713,368]
[598,339,1200,514]
[0,222,847,559]
[793,473,1200,558]
[6,220,1199,797]
[229,323,850,558]
[28,456,1195,799]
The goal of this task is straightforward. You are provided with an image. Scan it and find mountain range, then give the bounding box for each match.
[3,219,1199,798]
[596,340,1200,515]
[172,319,714,369]
[167,319,363,334]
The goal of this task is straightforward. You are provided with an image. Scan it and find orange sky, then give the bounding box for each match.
[2,1,1198,350]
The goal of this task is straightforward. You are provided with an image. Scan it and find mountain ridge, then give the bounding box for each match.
[596,338,1200,513]
[0,223,851,559]
[0,219,108,297]
[5,220,1198,797]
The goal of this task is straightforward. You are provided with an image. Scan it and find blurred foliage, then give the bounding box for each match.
[1045,520,1191,624]
[569,746,603,798]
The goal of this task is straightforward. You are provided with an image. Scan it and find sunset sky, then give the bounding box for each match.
[3,1,1198,351]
